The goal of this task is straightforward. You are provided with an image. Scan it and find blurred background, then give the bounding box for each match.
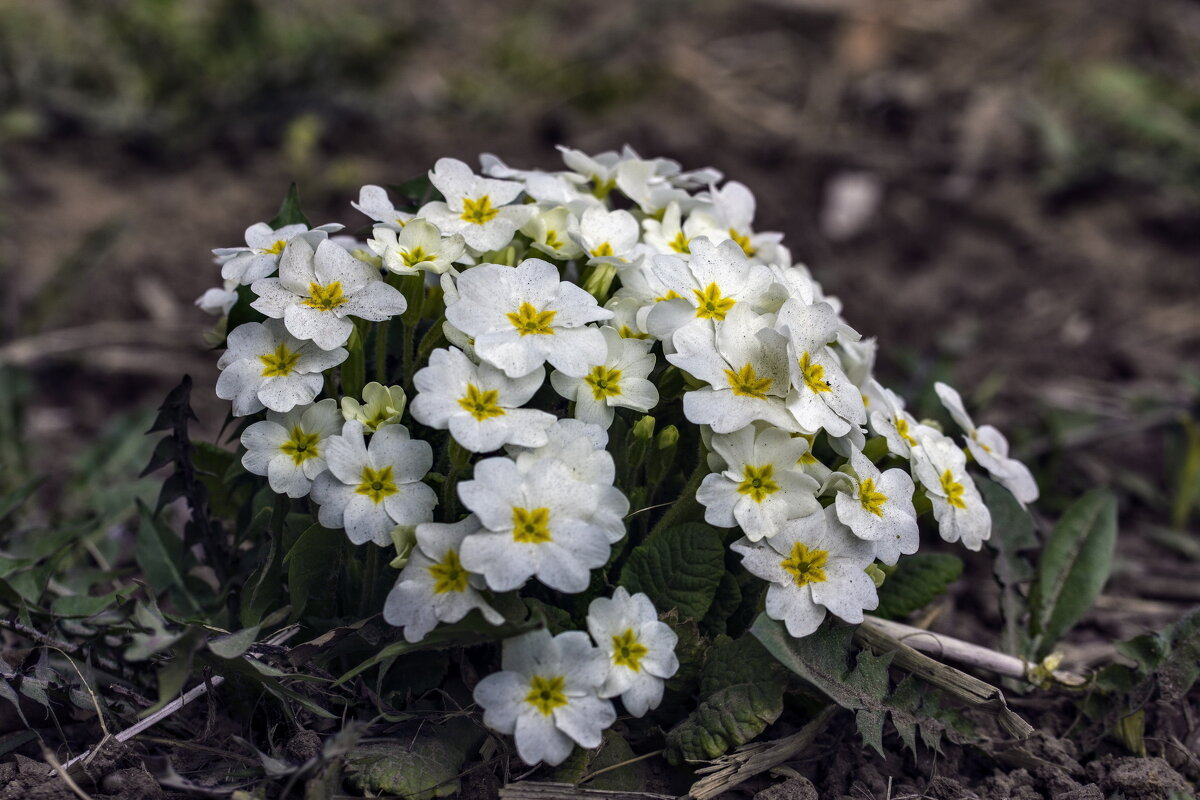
[1,0,1198,625]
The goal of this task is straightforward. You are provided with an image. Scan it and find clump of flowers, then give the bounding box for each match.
[197,146,1037,766]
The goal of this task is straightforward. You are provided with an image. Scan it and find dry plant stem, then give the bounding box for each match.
[0,619,79,653]
[860,616,1087,687]
[688,705,838,800]
[856,620,1035,739]
[499,781,674,799]
[43,747,95,800]
[578,748,664,786]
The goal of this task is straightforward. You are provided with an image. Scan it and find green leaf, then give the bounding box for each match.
[618,523,724,621]
[665,680,785,763]
[0,478,44,524]
[549,730,644,792]
[699,634,786,697]
[980,478,1038,657]
[874,554,963,621]
[208,624,263,660]
[51,592,121,619]
[344,728,470,799]
[135,500,203,615]
[268,182,311,228]
[700,571,742,637]
[285,523,344,621]
[1029,489,1117,658]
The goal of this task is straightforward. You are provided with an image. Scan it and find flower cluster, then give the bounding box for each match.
[197,145,1038,765]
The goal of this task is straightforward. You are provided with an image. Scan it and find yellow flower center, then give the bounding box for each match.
[725,363,773,399]
[590,242,614,258]
[544,229,563,249]
[618,324,648,340]
[525,675,568,716]
[858,477,888,517]
[611,629,649,671]
[427,547,469,594]
[737,464,780,503]
[457,383,506,421]
[259,342,302,377]
[280,425,321,465]
[780,541,828,588]
[355,465,399,504]
[511,506,551,543]
[669,231,690,254]
[507,302,557,336]
[692,282,736,321]
[654,289,682,303]
[584,365,622,401]
[460,195,499,225]
[798,352,831,394]
[263,238,287,255]
[591,176,616,199]
[302,281,349,312]
[940,469,967,510]
[895,417,918,447]
[795,433,819,465]
[401,246,430,268]
[729,228,757,257]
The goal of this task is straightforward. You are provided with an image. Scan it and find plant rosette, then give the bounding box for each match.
[194,147,1041,768]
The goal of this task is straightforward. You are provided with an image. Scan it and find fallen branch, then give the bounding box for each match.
[859,616,1088,687]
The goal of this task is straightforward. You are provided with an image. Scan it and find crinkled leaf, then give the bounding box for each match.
[874,554,963,621]
[1029,489,1117,658]
[700,571,742,637]
[699,634,786,698]
[344,733,468,799]
[665,680,785,763]
[285,523,343,622]
[619,523,724,621]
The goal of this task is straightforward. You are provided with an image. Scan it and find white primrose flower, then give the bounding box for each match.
[216,320,346,416]
[910,429,991,551]
[367,218,465,276]
[419,158,534,252]
[667,304,800,434]
[688,181,786,264]
[865,380,923,459]
[383,515,505,643]
[216,221,342,285]
[934,382,1038,506]
[508,419,629,545]
[615,155,695,214]
[473,629,615,767]
[570,206,640,263]
[352,185,416,227]
[587,587,679,717]
[458,456,610,593]
[696,425,821,542]
[732,505,879,638]
[833,447,918,565]
[646,237,774,341]
[195,280,239,317]
[640,201,705,256]
[549,327,658,429]
[444,258,612,379]
[776,298,867,438]
[341,382,407,433]
[240,398,342,498]
[557,144,636,196]
[410,347,556,452]
[522,207,585,261]
[604,295,651,341]
[250,237,407,351]
[310,421,437,546]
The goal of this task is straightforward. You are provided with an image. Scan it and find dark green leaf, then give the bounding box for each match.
[208,624,262,660]
[1029,490,1117,658]
[284,523,344,621]
[135,500,203,614]
[344,727,470,799]
[874,554,963,621]
[549,730,645,792]
[618,523,724,621]
[665,680,785,763]
[268,183,312,228]
[981,478,1038,657]
[699,634,786,698]
[0,478,44,524]
[51,592,121,619]
[700,571,742,637]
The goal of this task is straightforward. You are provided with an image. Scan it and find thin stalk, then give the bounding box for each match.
[374,320,391,384]
[360,544,381,614]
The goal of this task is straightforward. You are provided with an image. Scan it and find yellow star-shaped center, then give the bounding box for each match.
[507,302,557,336]
[780,541,828,588]
[302,281,348,312]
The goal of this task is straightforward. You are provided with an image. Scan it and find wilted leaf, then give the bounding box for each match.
[619,523,725,621]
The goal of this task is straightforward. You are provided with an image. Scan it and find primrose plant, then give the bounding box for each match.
[196,146,1037,766]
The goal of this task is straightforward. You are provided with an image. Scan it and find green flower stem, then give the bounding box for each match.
[645,441,707,541]
[374,319,390,384]
[360,543,381,614]
[342,324,367,397]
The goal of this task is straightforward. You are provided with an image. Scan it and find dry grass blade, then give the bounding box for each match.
[687,705,838,800]
[854,620,1035,739]
[499,782,674,799]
